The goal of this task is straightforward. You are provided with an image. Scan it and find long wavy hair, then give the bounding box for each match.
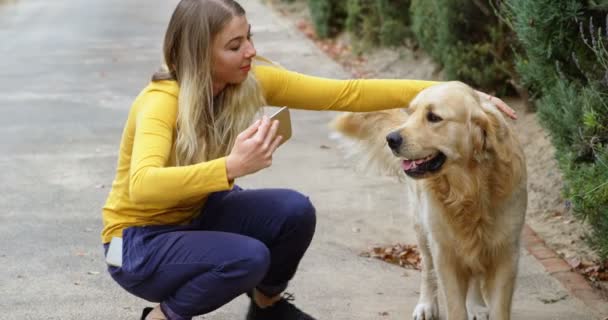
[152,0,266,166]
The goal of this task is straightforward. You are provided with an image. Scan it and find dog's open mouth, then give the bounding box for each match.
[401,152,446,178]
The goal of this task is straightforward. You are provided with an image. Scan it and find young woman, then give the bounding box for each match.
[101,0,517,319]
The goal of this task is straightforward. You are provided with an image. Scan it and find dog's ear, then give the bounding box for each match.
[471,100,510,159]
[471,112,488,157]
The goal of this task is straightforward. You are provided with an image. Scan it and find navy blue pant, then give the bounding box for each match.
[104,186,316,320]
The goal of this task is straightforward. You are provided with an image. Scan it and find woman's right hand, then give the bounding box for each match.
[225,116,283,180]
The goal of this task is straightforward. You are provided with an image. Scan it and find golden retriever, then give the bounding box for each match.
[332,81,527,320]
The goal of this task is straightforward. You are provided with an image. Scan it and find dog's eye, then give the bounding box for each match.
[427,111,443,123]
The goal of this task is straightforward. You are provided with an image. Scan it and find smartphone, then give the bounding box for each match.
[105,237,123,267]
[269,106,292,146]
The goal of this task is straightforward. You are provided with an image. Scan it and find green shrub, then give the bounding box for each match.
[507,0,608,258]
[410,0,516,93]
[410,0,443,61]
[307,0,347,38]
[345,0,411,51]
[505,0,588,94]
[561,144,608,258]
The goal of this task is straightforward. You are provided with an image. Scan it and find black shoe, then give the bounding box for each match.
[246,292,316,320]
[140,307,153,320]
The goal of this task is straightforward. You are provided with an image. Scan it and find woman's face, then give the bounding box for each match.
[211,15,256,94]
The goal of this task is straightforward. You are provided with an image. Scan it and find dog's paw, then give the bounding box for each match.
[467,306,489,320]
[412,301,438,320]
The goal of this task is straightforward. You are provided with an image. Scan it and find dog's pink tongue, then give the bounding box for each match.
[402,160,415,171]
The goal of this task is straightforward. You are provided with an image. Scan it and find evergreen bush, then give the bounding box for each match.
[345,0,411,52]
[306,0,347,38]
[507,0,608,258]
[410,0,516,93]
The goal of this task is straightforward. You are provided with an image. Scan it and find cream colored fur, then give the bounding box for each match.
[332,81,527,320]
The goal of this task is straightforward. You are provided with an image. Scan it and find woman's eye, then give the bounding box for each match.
[229,42,241,51]
[427,111,443,123]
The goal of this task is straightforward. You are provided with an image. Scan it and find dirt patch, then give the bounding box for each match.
[262,0,606,293]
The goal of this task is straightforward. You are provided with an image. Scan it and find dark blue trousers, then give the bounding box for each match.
[104,186,316,320]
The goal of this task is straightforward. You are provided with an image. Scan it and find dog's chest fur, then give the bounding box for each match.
[414,169,526,273]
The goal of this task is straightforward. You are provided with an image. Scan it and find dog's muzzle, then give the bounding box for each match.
[386,131,403,151]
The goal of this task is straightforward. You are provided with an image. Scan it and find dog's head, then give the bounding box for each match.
[386,81,510,179]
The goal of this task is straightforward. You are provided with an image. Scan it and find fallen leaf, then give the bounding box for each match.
[365,243,422,270]
[567,257,581,269]
[569,257,608,284]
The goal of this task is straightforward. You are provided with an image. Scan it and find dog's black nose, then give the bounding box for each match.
[386,132,403,150]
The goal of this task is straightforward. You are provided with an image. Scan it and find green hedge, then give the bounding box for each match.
[345,0,411,51]
[410,0,516,93]
[307,0,518,92]
[306,0,347,38]
[307,0,410,50]
[507,0,608,258]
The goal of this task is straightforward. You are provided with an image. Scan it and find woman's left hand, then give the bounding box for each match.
[475,90,518,120]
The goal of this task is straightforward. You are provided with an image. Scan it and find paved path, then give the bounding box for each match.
[0,0,600,318]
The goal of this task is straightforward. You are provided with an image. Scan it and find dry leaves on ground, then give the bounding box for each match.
[568,258,608,282]
[568,257,608,298]
[361,244,422,270]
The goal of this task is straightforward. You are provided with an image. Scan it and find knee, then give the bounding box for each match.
[283,190,316,232]
[238,239,271,285]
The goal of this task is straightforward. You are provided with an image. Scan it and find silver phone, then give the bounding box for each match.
[269,106,292,146]
[105,237,123,267]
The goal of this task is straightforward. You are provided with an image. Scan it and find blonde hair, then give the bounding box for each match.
[153,0,266,166]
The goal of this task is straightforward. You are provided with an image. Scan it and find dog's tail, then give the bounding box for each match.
[330,110,406,178]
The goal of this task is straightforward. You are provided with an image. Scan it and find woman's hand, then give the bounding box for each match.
[475,90,518,120]
[225,116,283,180]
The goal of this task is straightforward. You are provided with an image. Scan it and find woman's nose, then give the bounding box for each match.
[244,40,256,58]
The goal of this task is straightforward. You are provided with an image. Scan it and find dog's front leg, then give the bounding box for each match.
[484,251,519,320]
[435,250,468,320]
[412,224,438,320]
[466,277,489,320]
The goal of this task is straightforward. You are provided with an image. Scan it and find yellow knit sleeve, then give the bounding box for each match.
[128,91,232,205]
[253,65,439,112]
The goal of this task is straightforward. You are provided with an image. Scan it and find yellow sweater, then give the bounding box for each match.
[101,65,437,243]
